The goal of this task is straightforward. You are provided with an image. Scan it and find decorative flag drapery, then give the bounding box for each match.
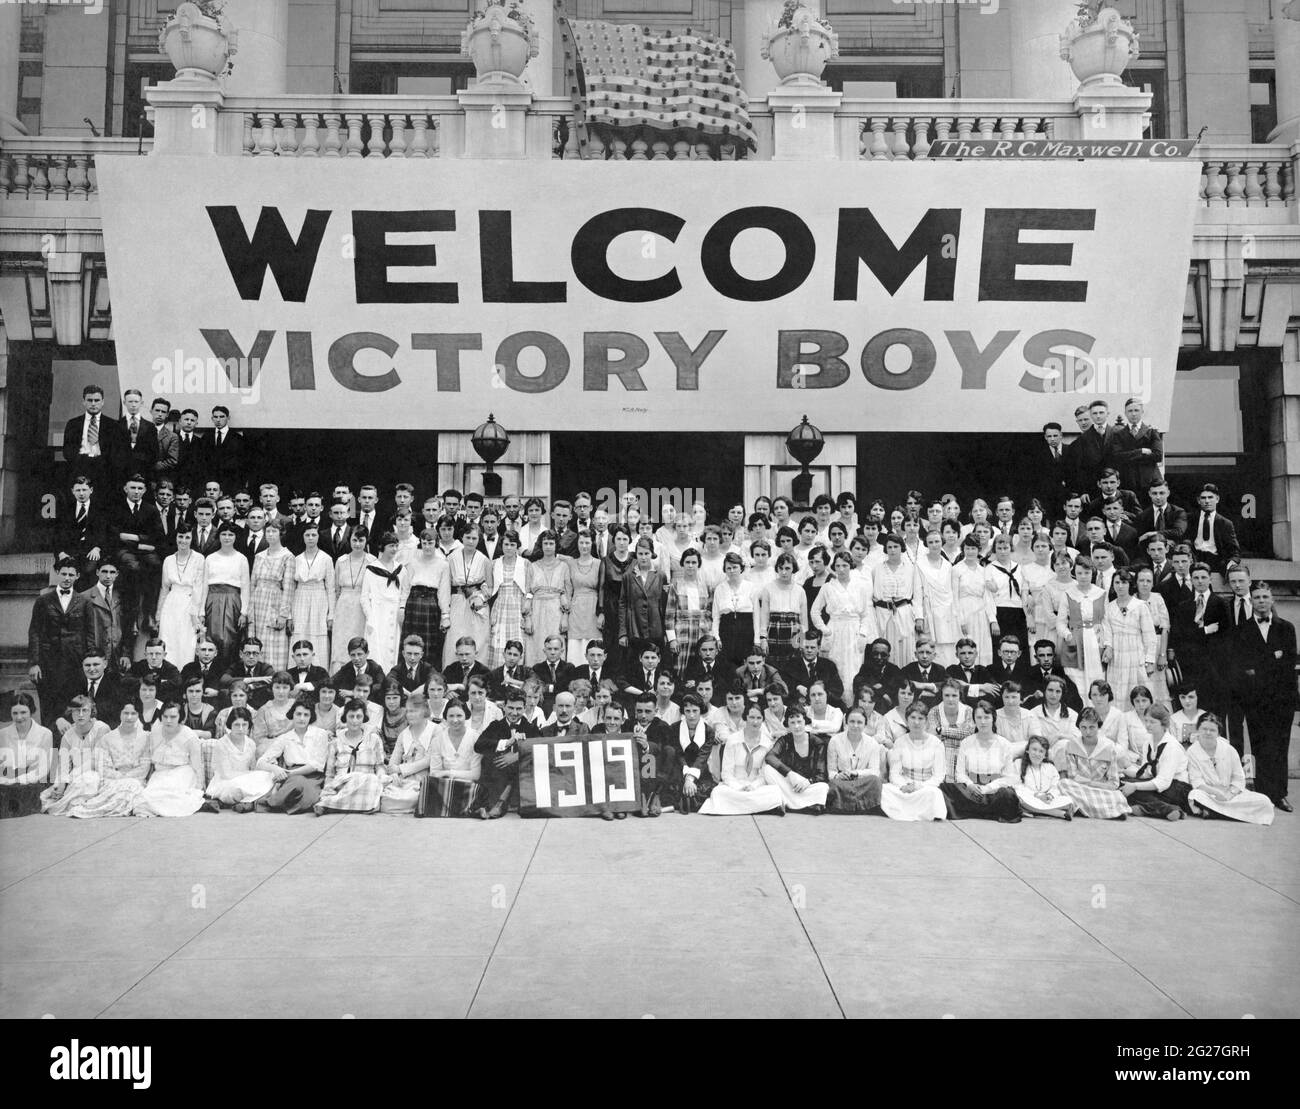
[557,6,757,159]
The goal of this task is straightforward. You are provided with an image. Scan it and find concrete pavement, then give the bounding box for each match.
[1,811,1296,1019]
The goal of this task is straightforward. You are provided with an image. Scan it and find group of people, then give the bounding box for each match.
[4,388,1289,823]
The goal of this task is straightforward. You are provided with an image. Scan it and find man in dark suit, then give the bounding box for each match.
[190,499,222,558]
[79,561,127,670]
[577,641,613,699]
[207,406,245,493]
[1237,581,1296,810]
[238,507,270,568]
[541,691,590,737]
[112,474,164,640]
[217,639,276,709]
[1031,421,1069,519]
[1081,468,1141,524]
[1082,520,1129,569]
[854,638,904,710]
[56,475,110,590]
[978,635,1032,710]
[531,635,576,714]
[1169,562,1229,715]
[900,636,946,709]
[1099,496,1141,561]
[550,500,579,558]
[682,634,728,707]
[388,636,434,702]
[733,648,788,709]
[1132,479,1187,546]
[1156,544,1195,608]
[151,398,179,484]
[1136,534,1175,588]
[1072,400,1116,492]
[630,691,678,817]
[1109,398,1164,496]
[173,408,208,496]
[778,630,844,706]
[180,639,224,706]
[63,384,125,494]
[1059,405,1093,500]
[153,479,184,557]
[438,636,491,702]
[59,651,127,732]
[126,638,182,705]
[620,643,674,701]
[945,637,994,708]
[27,558,90,723]
[478,510,504,563]
[1018,639,1083,713]
[319,500,355,562]
[486,640,529,703]
[285,640,333,705]
[119,390,159,483]
[1222,563,1257,755]
[1189,483,1240,577]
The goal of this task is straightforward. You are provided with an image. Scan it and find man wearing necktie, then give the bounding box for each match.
[1236,582,1296,810]
[209,405,245,492]
[27,558,90,723]
[1190,483,1239,578]
[63,385,123,492]
[1171,562,1228,716]
[1223,564,1255,756]
[121,389,159,479]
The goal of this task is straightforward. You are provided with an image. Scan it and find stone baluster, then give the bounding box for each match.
[1242,161,1263,204]
[890,118,909,160]
[650,135,669,160]
[629,131,648,160]
[343,113,365,157]
[242,112,255,155]
[429,119,441,158]
[12,152,29,198]
[409,115,430,158]
[389,114,407,158]
[365,113,387,157]
[976,117,996,141]
[30,155,49,198]
[610,135,627,160]
[322,113,342,156]
[955,117,974,141]
[1223,162,1245,205]
[672,138,690,160]
[279,113,299,156]
[0,152,11,197]
[46,154,69,199]
[1261,160,1282,204]
[867,119,889,160]
[999,117,1017,143]
[1202,161,1226,206]
[1021,116,1041,141]
[68,154,90,198]
[931,116,952,153]
[911,117,932,160]
[693,139,710,160]
[255,112,278,156]
[589,130,608,159]
[299,112,321,156]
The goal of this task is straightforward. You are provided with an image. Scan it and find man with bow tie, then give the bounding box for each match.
[27,558,89,723]
[1235,582,1296,812]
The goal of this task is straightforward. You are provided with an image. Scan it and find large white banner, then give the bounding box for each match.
[96,156,1201,432]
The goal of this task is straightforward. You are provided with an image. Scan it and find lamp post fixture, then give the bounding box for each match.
[785,414,824,508]
[470,413,510,498]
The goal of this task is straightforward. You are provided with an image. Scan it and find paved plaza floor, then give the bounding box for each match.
[1,810,1296,1019]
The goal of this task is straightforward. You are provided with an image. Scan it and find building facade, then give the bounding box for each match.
[0,0,1298,584]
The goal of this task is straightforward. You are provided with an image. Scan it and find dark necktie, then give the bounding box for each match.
[77,504,87,523]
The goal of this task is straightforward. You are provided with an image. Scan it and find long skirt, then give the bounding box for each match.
[672,610,709,679]
[699,781,785,815]
[134,766,205,817]
[41,773,143,818]
[766,612,801,666]
[956,593,993,665]
[880,781,947,821]
[317,771,383,813]
[993,606,1027,651]
[249,579,290,670]
[672,776,716,814]
[331,587,366,672]
[2,782,47,818]
[1014,782,1077,816]
[290,580,330,667]
[941,781,1021,820]
[256,769,324,815]
[206,769,275,806]
[764,765,829,811]
[877,603,917,668]
[159,585,200,669]
[1189,786,1274,825]
[823,614,866,695]
[445,594,490,668]
[205,584,243,666]
[717,611,755,670]
[525,593,564,667]
[365,591,403,673]
[1058,778,1130,819]
[1065,626,1104,702]
[1126,779,1193,820]
[401,586,444,665]
[379,773,425,814]
[826,774,883,814]
[490,581,527,668]
[1147,662,1172,709]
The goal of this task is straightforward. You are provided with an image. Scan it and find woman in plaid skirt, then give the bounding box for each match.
[666,549,711,679]
[1054,707,1131,819]
[250,523,294,671]
[289,526,335,668]
[928,679,975,780]
[401,530,451,668]
[758,553,807,667]
[332,529,373,672]
[314,699,385,814]
[1099,569,1157,709]
[489,531,530,668]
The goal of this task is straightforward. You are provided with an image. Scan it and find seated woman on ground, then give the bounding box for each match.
[42,698,147,819]
[254,699,330,814]
[2,692,54,818]
[205,706,275,812]
[1186,712,1274,825]
[764,704,831,813]
[825,705,884,814]
[1013,734,1076,820]
[314,698,386,815]
[880,701,947,822]
[1120,702,1193,821]
[134,702,206,818]
[1053,707,1131,820]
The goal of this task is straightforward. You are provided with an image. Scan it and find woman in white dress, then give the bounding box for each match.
[1030,675,1079,756]
[42,700,149,819]
[428,699,482,783]
[332,528,374,672]
[360,533,407,673]
[805,680,844,736]
[810,552,876,692]
[2,693,54,817]
[1020,534,1056,646]
[996,682,1033,759]
[1037,551,1076,657]
[880,702,948,821]
[699,703,786,816]
[1133,566,1172,707]
[133,703,205,817]
[1014,734,1076,819]
[928,679,975,779]
[444,526,493,668]
[954,536,993,665]
[873,535,922,669]
[1170,687,1202,746]
[205,706,275,810]
[917,530,960,666]
[1186,712,1274,824]
[1099,569,1157,710]
[289,525,335,668]
[155,527,206,669]
[1114,685,1154,770]
[380,693,436,814]
[490,531,531,668]
[1057,556,1107,701]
